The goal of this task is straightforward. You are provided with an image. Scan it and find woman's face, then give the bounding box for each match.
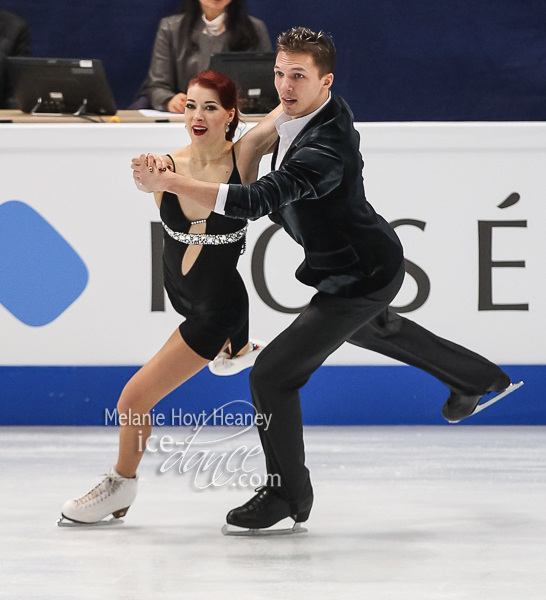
[199,0,232,19]
[185,84,235,144]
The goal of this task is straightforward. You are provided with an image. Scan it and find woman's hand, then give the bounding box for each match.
[166,93,187,113]
[147,153,171,172]
[132,154,173,192]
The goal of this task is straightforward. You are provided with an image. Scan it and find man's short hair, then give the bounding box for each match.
[277,27,336,77]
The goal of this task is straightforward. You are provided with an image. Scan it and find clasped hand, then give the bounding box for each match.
[131,154,172,192]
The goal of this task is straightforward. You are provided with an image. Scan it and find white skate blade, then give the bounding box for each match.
[472,381,524,415]
[56,515,125,528]
[221,521,307,537]
[449,381,524,423]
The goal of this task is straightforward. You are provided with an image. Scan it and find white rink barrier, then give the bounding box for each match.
[0,121,544,425]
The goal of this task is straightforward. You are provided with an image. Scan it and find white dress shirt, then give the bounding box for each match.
[213,94,332,215]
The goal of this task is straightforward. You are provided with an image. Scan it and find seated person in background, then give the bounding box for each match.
[133,0,271,112]
[0,7,31,108]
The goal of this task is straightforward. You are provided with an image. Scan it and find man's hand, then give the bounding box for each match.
[132,154,153,192]
[132,154,173,192]
[166,93,187,114]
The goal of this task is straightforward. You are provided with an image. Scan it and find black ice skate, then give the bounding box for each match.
[221,486,313,536]
[442,380,524,424]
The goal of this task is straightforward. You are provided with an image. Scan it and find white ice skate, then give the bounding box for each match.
[208,340,265,376]
[57,467,138,527]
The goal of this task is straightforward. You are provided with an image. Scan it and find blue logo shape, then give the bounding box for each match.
[0,201,88,326]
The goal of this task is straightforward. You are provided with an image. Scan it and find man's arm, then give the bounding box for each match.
[132,141,344,218]
[224,142,344,220]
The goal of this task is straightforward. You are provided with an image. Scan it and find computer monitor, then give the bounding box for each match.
[6,57,117,116]
[209,51,278,115]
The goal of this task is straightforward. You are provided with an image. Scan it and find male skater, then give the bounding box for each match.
[133,27,520,533]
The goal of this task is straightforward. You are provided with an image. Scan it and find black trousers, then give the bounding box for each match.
[249,266,506,504]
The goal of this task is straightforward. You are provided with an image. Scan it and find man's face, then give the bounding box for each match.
[274,51,333,118]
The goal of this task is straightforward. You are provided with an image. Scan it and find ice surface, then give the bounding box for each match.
[1,426,545,600]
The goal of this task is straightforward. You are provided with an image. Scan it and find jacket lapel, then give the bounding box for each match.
[271,139,280,171]
[275,97,338,170]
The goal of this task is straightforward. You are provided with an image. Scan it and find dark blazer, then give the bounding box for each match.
[0,8,31,108]
[224,94,404,297]
[146,14,271,110]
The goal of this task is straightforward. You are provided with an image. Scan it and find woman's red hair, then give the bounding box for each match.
[188,70,239,141]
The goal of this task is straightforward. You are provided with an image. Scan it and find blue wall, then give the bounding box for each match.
[0,365,541,426]
[3,0,546,120]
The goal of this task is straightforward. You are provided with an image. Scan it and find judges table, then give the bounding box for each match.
[1,111,544,425]
[0,109,263,123]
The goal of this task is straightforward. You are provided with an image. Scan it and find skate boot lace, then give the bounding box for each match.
[75,473,124,507]
[212,351,232,369]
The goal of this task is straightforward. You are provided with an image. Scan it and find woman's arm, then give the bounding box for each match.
[234,104,283,183]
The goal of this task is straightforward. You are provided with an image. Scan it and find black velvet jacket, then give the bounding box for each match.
[224,94,404,297]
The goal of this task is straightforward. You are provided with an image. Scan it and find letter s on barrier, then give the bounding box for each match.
[389,219,430,314]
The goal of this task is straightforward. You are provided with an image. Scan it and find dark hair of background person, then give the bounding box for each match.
[187,69,239,141]
[177,0,260,52]
[0,7,32,108]
[277,27,336,77]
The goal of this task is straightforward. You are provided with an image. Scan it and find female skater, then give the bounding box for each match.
[59,70,281,525]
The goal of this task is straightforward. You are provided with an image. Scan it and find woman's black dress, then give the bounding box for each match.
[160,150,248,360]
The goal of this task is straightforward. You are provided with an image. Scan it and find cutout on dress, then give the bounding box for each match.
[181,221,205,275]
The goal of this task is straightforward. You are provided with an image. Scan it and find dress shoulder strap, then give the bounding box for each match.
[166,153,176,173]
[227,145,242,185]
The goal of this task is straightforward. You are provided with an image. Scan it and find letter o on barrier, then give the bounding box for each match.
[251,224,308,314]
[252,221,430,315]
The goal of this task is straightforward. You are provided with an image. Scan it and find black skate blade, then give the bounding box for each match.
[449,381,524,423]
[221,521,307,537]
[56,515,125,528]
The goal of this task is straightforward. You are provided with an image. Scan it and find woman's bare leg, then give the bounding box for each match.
[115,329,210,478]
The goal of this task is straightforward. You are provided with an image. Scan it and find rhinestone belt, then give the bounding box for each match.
[162,221,247,247]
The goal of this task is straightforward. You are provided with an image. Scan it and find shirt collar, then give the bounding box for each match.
[274,93,332,138]
[202,12,226,36]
